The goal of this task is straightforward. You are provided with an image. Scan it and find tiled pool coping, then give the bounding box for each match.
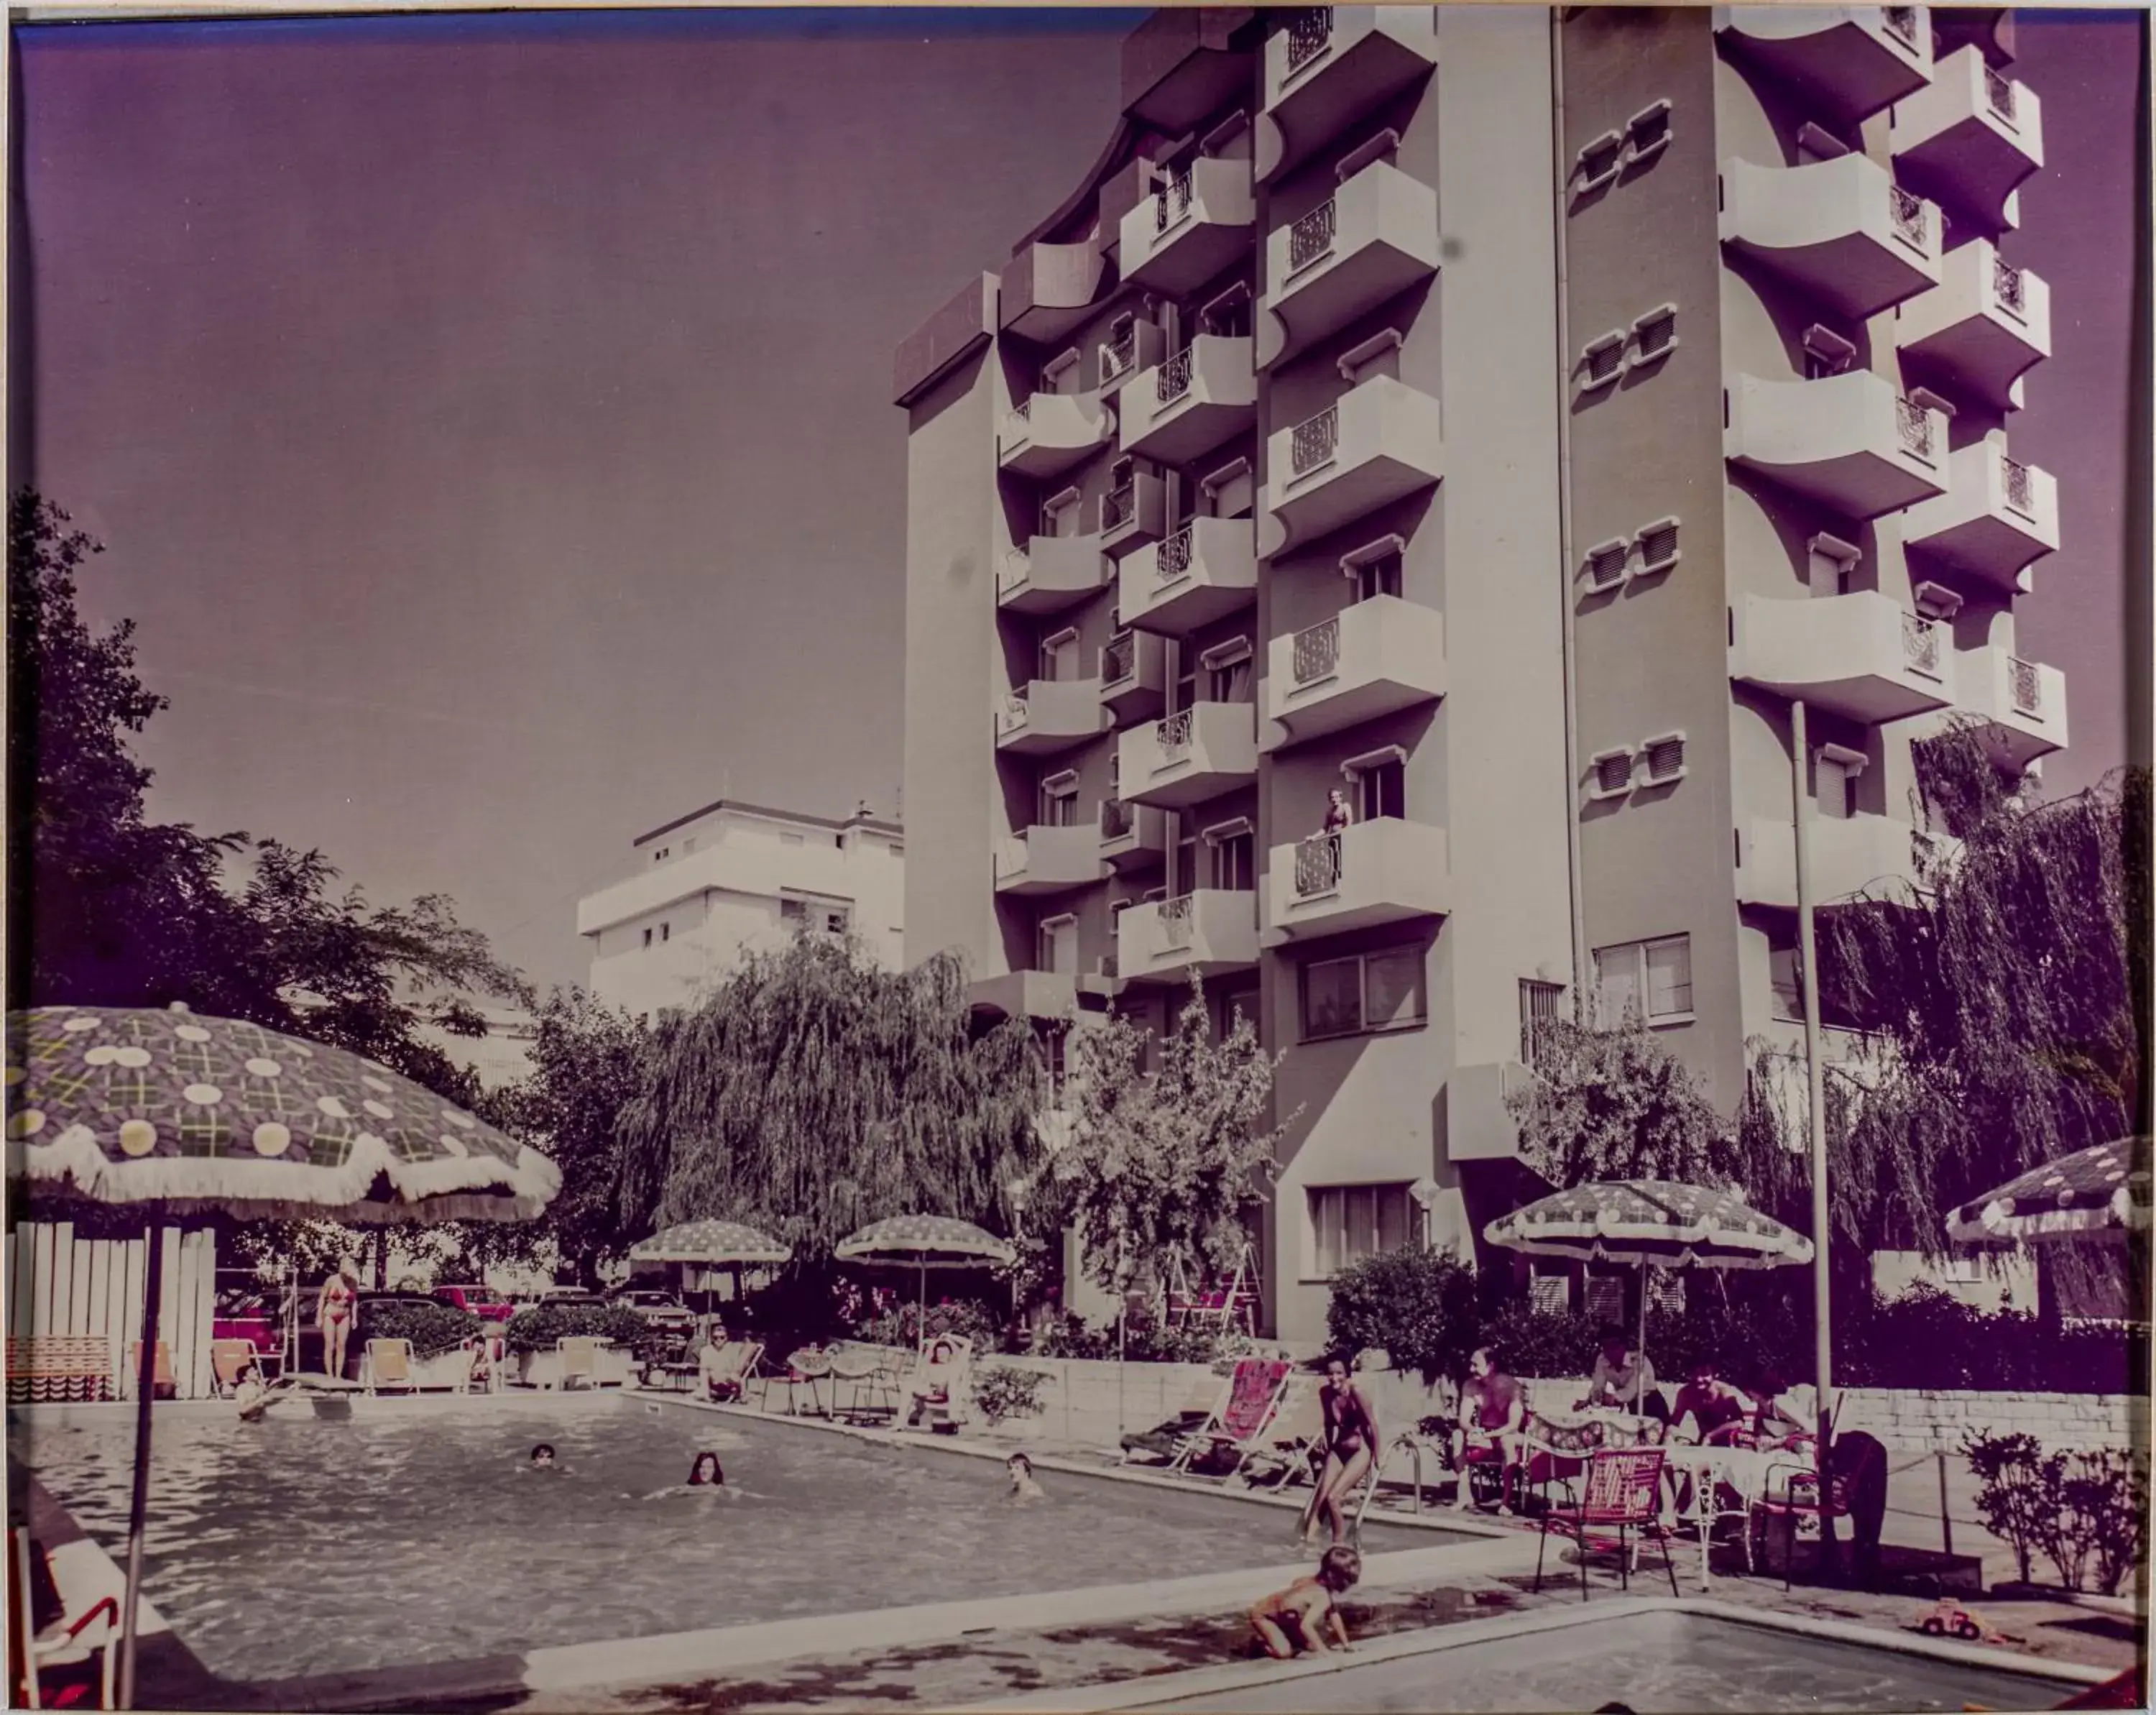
[938,1596,2115,1714]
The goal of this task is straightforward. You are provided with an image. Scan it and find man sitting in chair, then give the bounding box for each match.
[1452,1347,1526,1514]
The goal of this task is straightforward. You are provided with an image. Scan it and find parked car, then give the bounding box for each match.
[610,1289,696,1341]
[211,1288,283,1356]
[538,1289,609,1310]
[433,1284,517,1324]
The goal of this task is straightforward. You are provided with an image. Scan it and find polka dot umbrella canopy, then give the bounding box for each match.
[629,1220,793,1266]
[1483,1180,1815,1271]
[835,1215,1015,1351]
[1945,1137,2151,1247]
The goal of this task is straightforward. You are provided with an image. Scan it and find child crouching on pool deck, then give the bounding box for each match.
[1248,1545,1360,1660]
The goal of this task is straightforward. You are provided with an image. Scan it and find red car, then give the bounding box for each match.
[433,1284,517,1324]
[211,1289,283,1356]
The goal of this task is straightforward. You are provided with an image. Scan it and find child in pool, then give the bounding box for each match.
[527,1443,564,1473]
[1006,1451,1045,1503]
[1248,1545,1360,1660]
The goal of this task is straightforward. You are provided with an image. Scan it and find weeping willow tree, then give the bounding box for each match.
[614,937,1048,1262]
[1745,721,2149,1287]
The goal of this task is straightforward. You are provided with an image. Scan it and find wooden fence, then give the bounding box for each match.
[4,1223,218,1401]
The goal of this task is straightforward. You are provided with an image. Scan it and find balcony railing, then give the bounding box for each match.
[1289,198,1337,272]
[1157,708,1194,760]
[998,692,1030,735]
[1156,526,1194,582]
[1010,397,1032,421]
[1291,616,1340,685]
[1102,630,1138,686]
[1100,797,1135,840]
[1155,168,1195,234]
[1882,6,1922,47]
[1158,893,1195,950]
[1157,349,1194,405]
[1098,951,1120,980]
[1993,255,2026,315]
[1294,832,1342,898]
[1902,611,1943,678]
[998,549,1030,595]
[1101,325,1137,382]
[1291,405,1340,475]
[1894,395,1935,458]
[2001,456,2034,514]
[1888,185,1928,248]
[2009,656,2042,714]
[1286,7,1332,75]
[1102,484,1136,532]
[1984,63,2017,122]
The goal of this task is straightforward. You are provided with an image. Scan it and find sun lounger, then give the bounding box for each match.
[1169,1356,1291,1478]
[1120,1371,1230,1465]
[697,1339,762,1403]
[362,1338,416,1396]
[549,1335,601,1391]
[209,1338,259,1397]
[9,1526,117,1709]
[124,1342,175,1402]
[900,1336,974,1433]
[6,1338,114,1406]
[1234,1376,1326,1489]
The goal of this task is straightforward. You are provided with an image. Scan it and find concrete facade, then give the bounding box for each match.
[896,6,2066,1345]
[578,799,904,1019]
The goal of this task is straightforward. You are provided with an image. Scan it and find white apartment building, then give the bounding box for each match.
[576,799,904,1019]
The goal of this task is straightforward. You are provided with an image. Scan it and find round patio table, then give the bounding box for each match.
[1659,1441,1814,1586]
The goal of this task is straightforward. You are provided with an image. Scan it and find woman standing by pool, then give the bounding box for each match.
[316,1267,357,1381]
[1301,1356,1379,1549]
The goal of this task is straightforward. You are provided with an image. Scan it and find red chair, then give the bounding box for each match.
[1534,1446,1681,1601]
[1754,1461,1856,1589]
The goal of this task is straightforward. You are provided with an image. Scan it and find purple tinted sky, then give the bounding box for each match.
[14,9,2140,996]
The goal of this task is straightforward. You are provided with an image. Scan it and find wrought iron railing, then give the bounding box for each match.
[2009,656,2042,715]
[1097,951,1120,980]
[1894,396,1935,459]
[1291,405,1340,476]
[1295,832,1343,898]
[998,691,1030,734]
[1101,629,1137,686]
[998,549,1030,594]
[1984,65,2017,123]
[1102,483,1135,533]
[1157,349,1194,405]
[1158,893,1195,951]
[1992,256,2027,315]
[1888,185,1927,249]
[1156,527,1194,583]
[1902,612,1943,679]
[1157,709,1194,761]
[1100,797,1135,840]
[1286,8,1332,75]
[1881,6,1920,47]
[1293,617,1340,685]
[1155,169,1195,234]
[1289,198,1337,272]
[2001,456,2034,515]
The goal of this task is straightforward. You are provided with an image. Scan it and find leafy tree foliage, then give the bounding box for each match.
[617,937,1046,1261]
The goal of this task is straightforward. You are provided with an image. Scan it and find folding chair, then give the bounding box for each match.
[1169,1356,1291,1478]
[362,1338,416,1396]
[1119,1371,1229,1466]
[1534,1445,1681,1601]
[9,1527,116,1710]
[550,1335,600,1392]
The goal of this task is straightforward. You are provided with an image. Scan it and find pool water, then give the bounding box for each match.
[1136,1609,2078,1714]
[21,1397,1450,1682]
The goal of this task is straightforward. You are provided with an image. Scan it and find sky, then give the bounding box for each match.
[12,8,2143,997]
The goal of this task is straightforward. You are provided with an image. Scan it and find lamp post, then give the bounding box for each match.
[1792,698,1838,1568]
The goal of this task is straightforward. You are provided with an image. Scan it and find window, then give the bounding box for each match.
[1590,747,1636,801]
[1039,627,1080,682]
[1529,1271,1572,1315]
[1519,979,1564,1066]
[1584,538,1628,592]
[1594,934,1694,1027]
[1355,758,1404,822]
[642,927,653,949]
[1214,985,1258,1044]
[780,898,807,922]
[1039,771,1081,827]
[1634,518,1680,577]
[1641,731,1687,786]
[1042,347,1080,396]
[1309,1183,1414,1278]
[1202,638,1253,704]
[652,846,671,864]
[1301,945,1425,1040]
[1202,458,1254,520]
[1353,554,1402,602]
[1631,303,1678,364]
[660,921,671,943]
[1207,821,1256,891]
[821,908,849,935]
[1584,1275,1627,1326]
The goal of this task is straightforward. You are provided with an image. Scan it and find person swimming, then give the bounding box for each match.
[1007,1451,1045,1503]
[528,1443,561,1472]
[687,1451,724,1488]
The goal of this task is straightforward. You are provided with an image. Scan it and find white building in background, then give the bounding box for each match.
[413,1005,539,1092]
[576,797,905,1020]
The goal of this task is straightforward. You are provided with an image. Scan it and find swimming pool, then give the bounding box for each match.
[19,1395,1458,1683]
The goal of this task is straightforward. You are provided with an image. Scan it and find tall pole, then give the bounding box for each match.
[1792,700,1837,1568]
[117,1220,166,1711]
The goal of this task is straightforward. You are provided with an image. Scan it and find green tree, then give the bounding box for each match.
[617,937,1046,1261]
[1040,979,1294,1302]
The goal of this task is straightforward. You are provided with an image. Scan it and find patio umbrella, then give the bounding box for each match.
[834,1213,1014,1350]
[1484,1180,1815,1404]
[1945,1137,2151,1247]
[5,1003,561,1708]
[627,1218,792,1311]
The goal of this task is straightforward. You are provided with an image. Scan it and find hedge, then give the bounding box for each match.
[501,1302,654,1356]
[355,1299,485,1361]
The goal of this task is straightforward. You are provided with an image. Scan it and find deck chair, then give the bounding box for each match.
[827,1343,897,1421]
[1120,1371,1230,1465]
[1535,1446,1682,1601]
[208,1339,259,1397]
[123,1342,175,1402]
[551,1335,601,1391]
[900,1336,973,1433]
[1169,1356,1291,1478]
[9,1527,117,1710]
[1234,1376,1327,1489]
[362,1338,416,1396]
[699,1339,761,1403]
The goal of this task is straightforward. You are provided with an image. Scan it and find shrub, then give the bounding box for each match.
[1841,1287,2145,1394]
[1026,1311,1229,1364]
[2044,1448,2148,1595]
[502,1302,653,1356]
[1326,1250,1481,1384]
[356,1299,484,1361]
[857,1298,1003,1353]
[972,1364,1052,1424]
[1963,1429,2058,1585]
[1479,1300,1603,1379]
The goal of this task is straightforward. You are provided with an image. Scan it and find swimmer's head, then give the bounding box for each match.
[1006,1452,1033,1478]
[1317,1545,1362,1593]
[530,1443,556,1467]
[688,1451,724,1486]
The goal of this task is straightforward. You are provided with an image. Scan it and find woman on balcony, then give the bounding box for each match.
[1322,790,1353,836]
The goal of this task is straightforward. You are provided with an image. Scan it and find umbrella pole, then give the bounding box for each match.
[116,1220,166,1711]
[918,1261,927,1354]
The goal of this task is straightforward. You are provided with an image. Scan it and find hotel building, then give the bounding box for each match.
[895,6,2063,1344]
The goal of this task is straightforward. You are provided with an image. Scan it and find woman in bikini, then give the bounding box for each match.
[1301,1356,1380,1549]
[316,1268,357,1382]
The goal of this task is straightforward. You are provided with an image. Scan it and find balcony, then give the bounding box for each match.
[1256,7,1439,184]
[1120,517,1258,638]
[1903,443,2060,591]
[994,825,1107,897]
[1261,376,1443,557]
[1262,818,1450,946]
[1120,157,1256,300]
[967,970,1078,1026]
[1258,159,1440,370]
[1095,318,1168,402]
[994,679,1105,757]
[1122,7,1252,134]
[1953,646,2068,768]
[1736,814,1923,909]
[1718,155,1940,320]
[996,535,1113,616]
[1118,889,1260,985]
[1099,469,1169,560]
[1715,8,1933,123]
[1897,242,2051,413]
[1729,592,1955,725]
[1099,627,1171,727]
[1000,238,1109,345]
[1723,372,1948,520]
[1099,796,1169,870]
[999,390,1116,480]
[1118,701,1260,809]
[1891,47,2044,232]
[1120,336,1258,467]
[1263,595,1445,750]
